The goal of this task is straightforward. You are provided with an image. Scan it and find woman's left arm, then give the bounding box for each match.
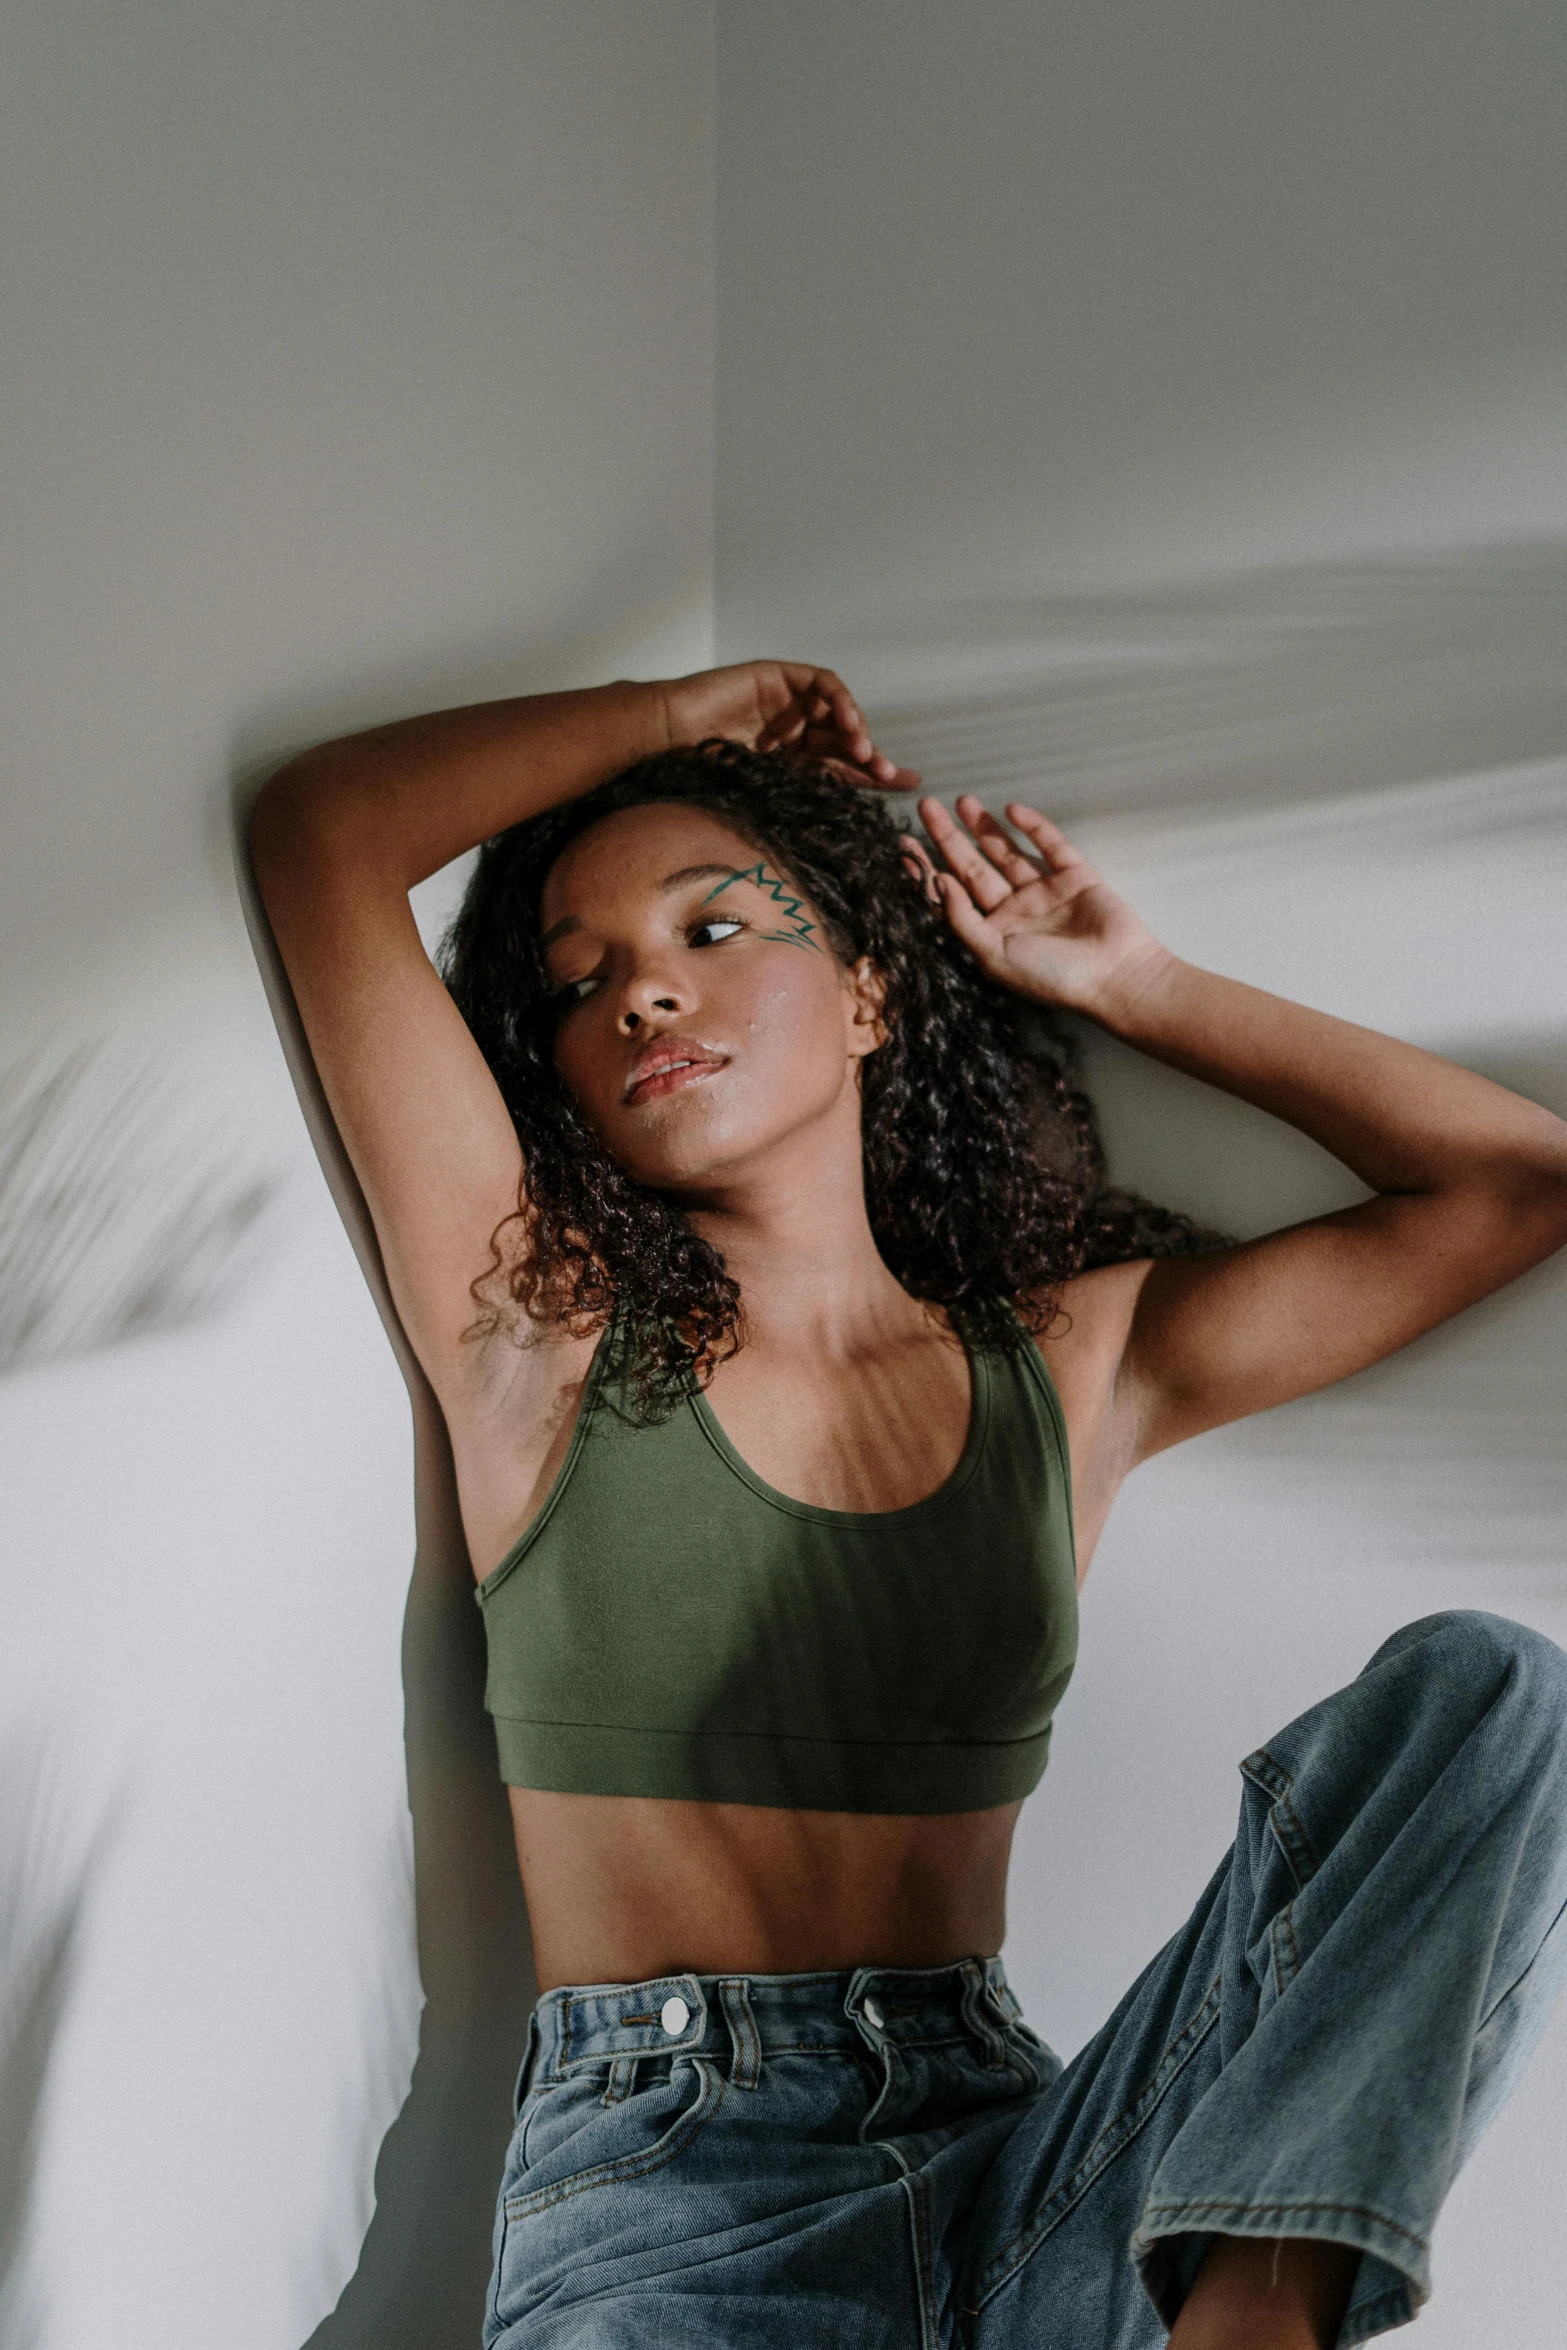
[917,793,1567,1464]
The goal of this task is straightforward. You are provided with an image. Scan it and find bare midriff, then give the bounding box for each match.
[509,1788,1023,1993]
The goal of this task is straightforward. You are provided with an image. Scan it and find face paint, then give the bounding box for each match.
[700,863,821,952]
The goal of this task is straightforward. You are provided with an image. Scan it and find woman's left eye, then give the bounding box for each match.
[551,973,601,1008]
[689,918,745,948]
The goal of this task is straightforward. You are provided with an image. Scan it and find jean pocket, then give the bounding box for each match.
[486,2055,731,2343]
[502,2052,728,2221]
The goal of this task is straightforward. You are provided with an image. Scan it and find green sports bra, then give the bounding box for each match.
[474,1308,1078,1815]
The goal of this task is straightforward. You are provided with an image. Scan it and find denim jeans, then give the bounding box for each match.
[483,1612,1567,2347]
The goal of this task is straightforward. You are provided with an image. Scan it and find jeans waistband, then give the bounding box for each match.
[523,1955,1025,2096]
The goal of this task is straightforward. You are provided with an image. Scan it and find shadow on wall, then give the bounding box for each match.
[0,1735,113,2350]
[230,775,535,2350]
[0,1042,286,2348]
[854,539,1567,824]
[0,1041,284,1377]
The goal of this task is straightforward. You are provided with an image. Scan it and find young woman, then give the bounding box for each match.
[251,660,1567,2350]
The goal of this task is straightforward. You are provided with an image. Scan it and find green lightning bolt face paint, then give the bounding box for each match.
[700,863,822,952]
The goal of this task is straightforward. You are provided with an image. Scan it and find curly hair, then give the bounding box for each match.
[440,740,1221,1414]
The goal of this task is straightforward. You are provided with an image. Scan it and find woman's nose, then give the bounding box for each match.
[616,966,687,1034]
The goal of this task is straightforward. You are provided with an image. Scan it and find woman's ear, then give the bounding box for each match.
[844,956,890,1059]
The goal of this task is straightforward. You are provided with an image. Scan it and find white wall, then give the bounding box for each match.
[0,7,714,2347]
[717,0,1567,647]
[716,5,1567,2341]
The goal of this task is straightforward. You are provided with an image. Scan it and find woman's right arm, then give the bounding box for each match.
[248,664,904,1406]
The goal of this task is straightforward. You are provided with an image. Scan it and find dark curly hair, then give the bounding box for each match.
[440,740,1221,1414]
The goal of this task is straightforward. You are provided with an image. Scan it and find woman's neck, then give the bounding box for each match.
[682,1134,925,1360]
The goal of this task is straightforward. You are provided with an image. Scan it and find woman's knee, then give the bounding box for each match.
[1364,1609,1567,1748]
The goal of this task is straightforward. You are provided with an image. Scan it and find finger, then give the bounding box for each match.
[795,669,913,784]
[934,869,1002,963]
[779,667,852,727]
[841,746,920,791]
[796,671,874,760]
[766,664,855,745]
[775,660,842,703]
[899,833,941,902]
[955,795,1045,890]
[917,796,1014,911]
[830,686,881,768]
[795,718,915,792]
[798,720,865,767]
[1004,803,1087,870]
[833,729,916,788]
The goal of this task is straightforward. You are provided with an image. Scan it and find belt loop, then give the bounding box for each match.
[513,2011,542,2116]
[959,1959,1009,2070]
[983,1955,1021,2022]
[718,1978,761,2090]
[602,2052,639,2104]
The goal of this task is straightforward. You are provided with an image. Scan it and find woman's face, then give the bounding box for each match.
[538,802,884,1194]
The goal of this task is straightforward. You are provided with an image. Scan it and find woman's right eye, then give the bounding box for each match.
[554,974,601,1007]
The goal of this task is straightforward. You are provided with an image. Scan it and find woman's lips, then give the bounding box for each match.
[624,1053,728,1108]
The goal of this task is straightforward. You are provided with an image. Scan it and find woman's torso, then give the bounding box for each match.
[453,1291,1111,1992]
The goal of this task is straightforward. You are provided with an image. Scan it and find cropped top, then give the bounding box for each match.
[474,1309,1078,1815]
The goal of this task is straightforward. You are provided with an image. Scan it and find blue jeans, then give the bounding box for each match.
[483,1612,1567,2347]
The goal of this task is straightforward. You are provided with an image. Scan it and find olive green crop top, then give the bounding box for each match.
[474,1309,1078,1814]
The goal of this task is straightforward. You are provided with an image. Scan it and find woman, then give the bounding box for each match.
[251,660,1567,2350]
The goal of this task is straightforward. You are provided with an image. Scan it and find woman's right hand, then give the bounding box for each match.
[656,661,919,791]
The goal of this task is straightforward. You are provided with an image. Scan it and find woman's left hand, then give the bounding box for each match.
[909,794,1167,1020]
[659,661,921,791]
